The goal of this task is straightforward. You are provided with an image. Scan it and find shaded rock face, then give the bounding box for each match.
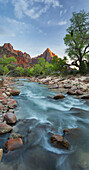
[0,43,56,67]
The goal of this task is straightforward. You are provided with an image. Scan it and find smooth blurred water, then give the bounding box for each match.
[12,79,89,170]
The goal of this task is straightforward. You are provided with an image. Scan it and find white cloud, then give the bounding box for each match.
[58,21,67,26]
[47,20,67,26]
[11,0,63,19]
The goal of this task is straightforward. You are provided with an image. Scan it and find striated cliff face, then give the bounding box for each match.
[0,43,56,67]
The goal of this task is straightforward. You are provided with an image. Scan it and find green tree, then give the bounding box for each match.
[25,67,35,76]
[64,10,89,73]
[34,64,43,75]
[0,55,17,76]
[15,67,24,76]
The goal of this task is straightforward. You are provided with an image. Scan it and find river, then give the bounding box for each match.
[2,79,89,170]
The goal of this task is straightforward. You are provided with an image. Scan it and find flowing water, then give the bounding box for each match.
[1,79,89,170]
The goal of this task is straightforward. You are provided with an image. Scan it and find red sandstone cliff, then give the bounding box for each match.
[0,43,56,67]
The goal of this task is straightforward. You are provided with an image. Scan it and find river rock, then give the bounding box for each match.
[54,94,65,100]
[5,138,23,151]
[63,128,80,135]
[8,100,17,109]
[67,90,76,95]
[81,94,89,99]
[51,134,69,149]
[9,132,22,139]
[10,90,20,96]
[83,78,89,83]
[64,84,72,89]
[0,104,4,111]
[0,123,12,134]
[4,112,16,124]
[0,149,3,161]
[76,90,83,95]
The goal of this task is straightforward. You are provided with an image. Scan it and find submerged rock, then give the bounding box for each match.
[53,94,65,100]
[0,123,12,134]
[5,138,23,151]
[9,132,22,139]
[51,134,69,149]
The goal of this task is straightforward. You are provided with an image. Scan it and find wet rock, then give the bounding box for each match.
[76,90,83,95]
[51,134,69,149]
[10,90,20,96]
[9,132,22,139]
[53,94,65,100]
[5,138,23,151]
[64,84,72,89]
[0,149,3,161]
[67,90,76,95]
[8,100,17,109]
[81,94,89,99]
[63,128,80,135]
[0,123,12,134]
[4,112,16,124]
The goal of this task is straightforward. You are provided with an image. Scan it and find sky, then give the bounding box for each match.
[0,0,89,58]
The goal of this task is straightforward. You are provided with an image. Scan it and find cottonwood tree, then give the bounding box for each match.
[64,10,89,73]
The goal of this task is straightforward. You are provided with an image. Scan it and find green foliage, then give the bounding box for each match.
[51,55,68,73]
[0,55,17,76]
[64,10,89,74]
[15,67,24,76]
[25,67,34,76]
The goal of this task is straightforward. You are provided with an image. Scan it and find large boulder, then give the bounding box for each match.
[4,112,16,124]
[0,123,12,134]
[8,99,17,109]
[10,90,20,96]
[54,93,65,100]
[5,138,23,151]
[51,134,69,149]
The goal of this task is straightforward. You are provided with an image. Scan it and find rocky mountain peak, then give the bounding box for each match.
[3,43,13,51]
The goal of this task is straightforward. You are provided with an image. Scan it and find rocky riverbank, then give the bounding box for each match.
[0,77,23,161]
[28,75,89,99]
